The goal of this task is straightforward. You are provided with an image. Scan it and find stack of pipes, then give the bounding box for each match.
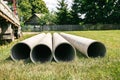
[11,32,106,63]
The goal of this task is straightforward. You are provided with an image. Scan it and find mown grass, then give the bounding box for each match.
[0,30,120,80]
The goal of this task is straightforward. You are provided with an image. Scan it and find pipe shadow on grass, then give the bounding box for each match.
[76,49,87,59]
[5,56,12,61]
[5,56,32,64]
[0,40,11,45]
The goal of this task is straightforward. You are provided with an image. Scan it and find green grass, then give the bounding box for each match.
[0,30,120,80]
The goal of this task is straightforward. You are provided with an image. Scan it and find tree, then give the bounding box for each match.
[71,0,80,24]
[17,0,49,22]
[18,0,32,21]
[71,0,120,24]
[39,13,57,26]
[29,0,49,14]
[107,0,120,24]
[78,0,108,24]
[56,0,72,24]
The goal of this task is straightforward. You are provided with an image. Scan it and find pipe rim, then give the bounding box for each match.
[30,44,53,63]
[11,42,31,61]
[53,43,76,62]
[87,41,106,58]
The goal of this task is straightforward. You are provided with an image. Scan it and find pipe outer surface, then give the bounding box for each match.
[60,33,106,58]
[30,33,53,63]
[11,33,46,61]
[53,33,76,62]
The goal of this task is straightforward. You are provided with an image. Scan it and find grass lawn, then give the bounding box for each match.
[0,30,120,80]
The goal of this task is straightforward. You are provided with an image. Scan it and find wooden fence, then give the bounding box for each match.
[23,24,120,32]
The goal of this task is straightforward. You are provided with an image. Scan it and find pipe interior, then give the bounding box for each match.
[11,43,30,60]
[31,45,52,63]
[88,42,106,57]
[55,43,75,62]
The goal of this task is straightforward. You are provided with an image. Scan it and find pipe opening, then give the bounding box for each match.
[54,43,75,62]
[11,43,30,60]
[88,42,106,57]
[31,44,52,63]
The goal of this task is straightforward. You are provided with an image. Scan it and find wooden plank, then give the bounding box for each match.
[0,0,20,27]
[0,12,18,27]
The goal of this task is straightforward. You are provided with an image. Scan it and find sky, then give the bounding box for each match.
[43,0,73,12]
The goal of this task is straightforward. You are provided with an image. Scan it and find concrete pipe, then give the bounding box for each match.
[11,33,46,61]
[30,33,53,63]
[53,33,76,62]
[60,33,106,58]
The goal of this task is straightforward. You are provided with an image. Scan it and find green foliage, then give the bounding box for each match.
[17,0,48,22]
[71,0,80,24]
[0,30,120,80]
[17,0,119,25]
[71,0,120,24]
[29,0,49,14]
[56,0,72,25]
[39,13,57,26]
[18,0,32,21]
[107,0,120,24]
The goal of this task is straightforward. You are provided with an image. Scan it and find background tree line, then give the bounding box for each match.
[17,0,48,21]
[56,0,120,25]
[17,0,120,25]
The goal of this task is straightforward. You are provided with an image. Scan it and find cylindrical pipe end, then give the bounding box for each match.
[11,43,31,61]
[87,42,106,57]
[30,44,53,63]
[54,43,76,62]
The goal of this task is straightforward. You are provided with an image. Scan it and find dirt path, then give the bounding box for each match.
[22,32,40,35]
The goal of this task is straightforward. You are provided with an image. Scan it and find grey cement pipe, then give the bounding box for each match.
[11,33,46,61]
[60,33,106,58]
[30,33,53,63]
[53,33,76,62]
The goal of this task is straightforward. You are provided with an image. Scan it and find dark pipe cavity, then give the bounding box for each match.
[31,44,52,63]
[11,43,30,60]
[88,42,106,57]
[55,43,75,62]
